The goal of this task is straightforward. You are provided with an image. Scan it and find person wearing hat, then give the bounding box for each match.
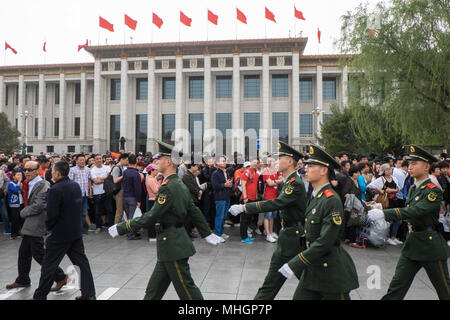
[370,145,450,300]
[277,144,359,300]
[228,141,307,300]
[107,141,221,300]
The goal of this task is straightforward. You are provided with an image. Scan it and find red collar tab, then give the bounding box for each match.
[162,179,169,186]
[288,177,296,184]
[324,189,334,198]
[426,183,436,189]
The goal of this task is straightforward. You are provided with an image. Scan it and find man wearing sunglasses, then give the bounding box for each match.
[6,161,68,292]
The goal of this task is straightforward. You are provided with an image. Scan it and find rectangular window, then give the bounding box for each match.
[300,114,313,135]
[300,78,313,100]
[74,117,80,137]
[110,79,121,100]
[54,118,59,137]
[27,146,33,153]
[162,77,176,99]
[47,146,54,153]
[5,86,8,105]
[216,113,232,155]
[15,118,18,129]
[216,76,232,98]
[136,78,148,100]
[162,114,175,144]
[67,146,75,153]
[189,76,204,99]
[16,85,18,105]
[25,85,28,105]
[189,113,204,151]
[272,74,288,98]
[35,86,39,105]
[55,84,60,104]
[272,113,289,143]
[75,83,81,104]
[323,77,336,100]
[110,115,120,152]
[34,118,39,137]
[244,75,260,98]
[244,113,260,157]
[135,114,147,154]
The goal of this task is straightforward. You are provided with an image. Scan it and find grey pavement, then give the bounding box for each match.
[0,224,446,300]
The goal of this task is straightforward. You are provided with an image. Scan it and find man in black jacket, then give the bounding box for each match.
[33,161,96,300]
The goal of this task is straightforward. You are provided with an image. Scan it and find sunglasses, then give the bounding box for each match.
[24,167,39,172]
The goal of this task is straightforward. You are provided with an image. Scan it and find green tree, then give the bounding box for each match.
[337,0,450,150]
[0,112,20,154]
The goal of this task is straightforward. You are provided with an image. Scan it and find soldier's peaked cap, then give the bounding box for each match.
[153,141,183,159]
[305,144,341,170]
[404,145,438,164]
[272,141,303,162]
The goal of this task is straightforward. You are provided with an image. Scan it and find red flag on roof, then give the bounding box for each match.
[125,14,137,30]
[5,42,17,54]
[294,7,306,20]
[152,12,163,28]
[43,42,47,52]
[99,16,114,32]
[318,28,321,43]
[265,7,276,23]
[180,11,192,27]
[236,8,247,24]
[78,39,89,52]
[208,9,218,25]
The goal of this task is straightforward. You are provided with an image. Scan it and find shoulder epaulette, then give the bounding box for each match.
[324,189,334,198]
[288,177,296,184]
[426,183,436,189]
[161,179,169,186]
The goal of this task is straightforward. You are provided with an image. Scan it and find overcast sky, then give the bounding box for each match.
[1,0,381,66]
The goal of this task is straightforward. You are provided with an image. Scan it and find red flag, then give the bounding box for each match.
[43,41,47,52]
[180,11,192,27]
[124,14,137,30]
[78,39,89,52]
[294,7,306,20]
[208,9,218,25]
[152,12,163,29]
[236,8,247,24]
[99,16,114,32]
[111,152,120,159]
[5,42,17,54]
[265,7,276,23]
[317,28,321,43]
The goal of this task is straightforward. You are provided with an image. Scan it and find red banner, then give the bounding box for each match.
[265,7,276,23]
[5,42,17,54]
[294,7,306,20]
[125,14,137,30]
[99,16,114,32]
[152,12,163,29]
[237,8,247,24]
[208,9,218,25]
[180,11,192,27]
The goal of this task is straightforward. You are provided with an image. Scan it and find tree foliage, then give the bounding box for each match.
[335,0,450,151]
[0,112,20,155]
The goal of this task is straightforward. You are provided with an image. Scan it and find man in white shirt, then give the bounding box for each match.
[90,155,112,233]
[392,160,409,204]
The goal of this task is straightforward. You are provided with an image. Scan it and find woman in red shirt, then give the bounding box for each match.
[262,158,283,242]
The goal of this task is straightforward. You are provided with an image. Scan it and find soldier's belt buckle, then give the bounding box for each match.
[306,241,310,248]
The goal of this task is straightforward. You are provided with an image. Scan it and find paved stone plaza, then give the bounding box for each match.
[0,225,445,300]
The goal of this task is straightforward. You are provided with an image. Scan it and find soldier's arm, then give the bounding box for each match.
[116,186,172,235]
[384,188,442,223]
[187,198,212,238]
[287,197,343,278]
[245,181,305,215]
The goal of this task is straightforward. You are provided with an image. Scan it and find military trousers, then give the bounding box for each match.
[254,248,294,300]
[144,258,204,300]
[382,254,450,300]
[293,286,351,300]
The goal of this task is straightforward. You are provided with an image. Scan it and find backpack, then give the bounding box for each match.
[112,165,123,195]
[103,174,115,197]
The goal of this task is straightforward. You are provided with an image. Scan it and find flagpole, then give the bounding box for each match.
[235,7,237,40]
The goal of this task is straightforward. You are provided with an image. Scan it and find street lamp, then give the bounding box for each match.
[19,110,32,155]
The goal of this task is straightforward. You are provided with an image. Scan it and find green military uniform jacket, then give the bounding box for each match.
[384,178,449,261]
[116,173,212,262]
[287,184,359,293]
[245,170,307,257]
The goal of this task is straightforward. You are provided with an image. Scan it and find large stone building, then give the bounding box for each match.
[0,37,350,156]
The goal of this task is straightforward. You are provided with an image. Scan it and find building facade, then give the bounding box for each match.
[0,38,349,155]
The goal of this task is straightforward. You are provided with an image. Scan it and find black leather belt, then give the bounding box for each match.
[409,225,434,232]
[306,239,340,248]
[155,223,184,233]
[282,220,303,228]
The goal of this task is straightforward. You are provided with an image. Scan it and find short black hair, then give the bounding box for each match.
[349,165,360,177]
[439,161,449,169]
[340,160,351,168]
[401,160,409,168]
[357,162,369,172]
[128,154,137,165]
[20,155,30,162]
[118,153,129,161]
[75,153,86,161]
[37,155,49,164]
[53,161,70,177]
[430,162,440,174]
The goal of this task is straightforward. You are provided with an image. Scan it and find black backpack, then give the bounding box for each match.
[103,174,115,197]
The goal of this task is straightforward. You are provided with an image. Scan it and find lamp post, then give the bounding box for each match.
[19,110,32,155]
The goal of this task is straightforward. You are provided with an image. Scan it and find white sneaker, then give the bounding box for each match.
[255,228,262,235]
[234,223,240,227]
[393,238,403,245]
[148,238,157,242]
[218,236,226,243]
[266,235,276,243]
[386,238,398,246]
[221,233,230,239]
[271,233,279,239]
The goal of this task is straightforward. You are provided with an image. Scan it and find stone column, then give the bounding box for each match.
[315,65,323,140]
[120,58,128,150]
[342,65,348,108]
[0,76,4,115]
[93,58,102,153]
[58,73,66,140]
[175,55,187,152]
[203,53,214,155]
[38,74,45,140]
[232,53,243,156]
[261,51,270,154]
[292,51,300,148]
[147,56,157,153]
[18,75,25,138]
[80,72,86,140]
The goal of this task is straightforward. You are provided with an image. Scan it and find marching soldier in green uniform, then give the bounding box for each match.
[229,141,307,300]
[108,141,221,300]
[372,145,450,300]
[278,145,359,300]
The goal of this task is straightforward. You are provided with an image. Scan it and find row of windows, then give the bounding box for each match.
[3,83,82,106]
[24,145,91,154]
[109,76,338,101]
[28,117,81,137]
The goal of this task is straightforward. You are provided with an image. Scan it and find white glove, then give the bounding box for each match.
[278,263,294,279]
[368,209,385,221]
[229,204,244,216]
[205,233,221,245]
[108,225,119,238]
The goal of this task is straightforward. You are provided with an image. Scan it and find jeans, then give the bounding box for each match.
[80,197,88,229]
[264,211,278,219]
[201,193,212,226]
[390,220,402,238]
[0,198,11,233]
[214,201,230,237]
[123,197,140,239]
